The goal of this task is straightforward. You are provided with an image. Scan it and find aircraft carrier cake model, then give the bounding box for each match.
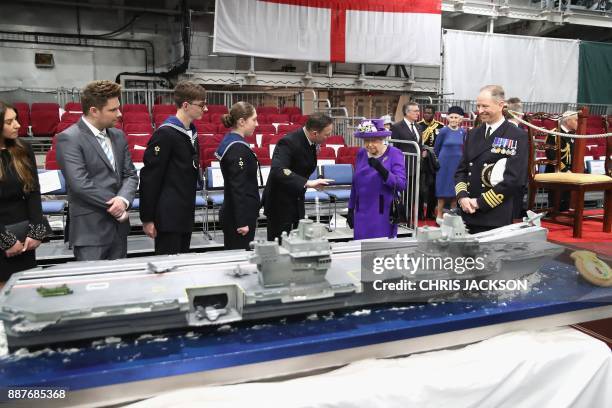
[0,213,564,349]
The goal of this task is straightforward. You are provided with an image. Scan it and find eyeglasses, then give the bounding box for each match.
[189,101,207,109]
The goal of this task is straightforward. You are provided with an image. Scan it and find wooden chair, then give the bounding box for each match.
[526,108,611,238]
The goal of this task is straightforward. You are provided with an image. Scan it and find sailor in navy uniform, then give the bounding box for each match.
[544,111,578,211]
[454,85,528,234]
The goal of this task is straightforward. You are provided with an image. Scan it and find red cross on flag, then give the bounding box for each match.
[214,0,441,65]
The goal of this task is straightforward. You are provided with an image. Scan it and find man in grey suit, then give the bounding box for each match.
[56,80,138,261]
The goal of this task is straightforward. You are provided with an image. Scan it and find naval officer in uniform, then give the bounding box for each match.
[263,113,334,242]
[454,85,528,233]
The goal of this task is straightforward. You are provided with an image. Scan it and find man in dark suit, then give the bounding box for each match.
[139,81,206,255]
[391,102,427,220]
[263,113,334,241]
[455,85,528,234]
[56,80,138,261]
[391,102,421,155]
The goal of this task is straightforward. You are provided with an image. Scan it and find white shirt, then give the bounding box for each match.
[302,126,315,146]
[403,118,419,134]
[82,115,106,139]
[485,116,506,136]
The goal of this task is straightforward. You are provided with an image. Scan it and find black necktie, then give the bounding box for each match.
[485,127,491,139]
[411,123,418,137]
[311,143,317,157]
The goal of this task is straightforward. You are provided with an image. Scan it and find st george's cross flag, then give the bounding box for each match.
[213,0,441,65]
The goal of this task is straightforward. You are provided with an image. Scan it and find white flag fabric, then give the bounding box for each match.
[443,30,579,103]
[214,0,441,65]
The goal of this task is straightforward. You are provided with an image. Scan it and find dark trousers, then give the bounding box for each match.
[267,216,298,242]
[224,225,256,250]
[74,232,128,261]
[0,250,36,281]
[155,231,192,255]
[548,190,571,212]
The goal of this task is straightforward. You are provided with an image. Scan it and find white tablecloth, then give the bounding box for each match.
[129,327,611,408]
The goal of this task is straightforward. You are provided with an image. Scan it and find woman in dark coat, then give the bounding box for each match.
[215,102,261,250]
[0,101,46,281]
[347,119,406,240]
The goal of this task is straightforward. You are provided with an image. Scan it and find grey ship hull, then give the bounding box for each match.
[0,220,564,349]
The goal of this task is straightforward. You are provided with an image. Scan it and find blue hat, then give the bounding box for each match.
[447,106,465,116]
[354,119,392,138]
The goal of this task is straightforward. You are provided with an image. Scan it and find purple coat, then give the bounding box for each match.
[348,146,407,240]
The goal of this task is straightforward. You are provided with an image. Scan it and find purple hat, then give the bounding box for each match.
[354,119,392,138]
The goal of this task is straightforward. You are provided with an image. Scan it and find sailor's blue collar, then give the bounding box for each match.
[163,115,197,134]
[216,132,247,159]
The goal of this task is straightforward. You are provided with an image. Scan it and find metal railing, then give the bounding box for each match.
[412,98,612,116]
[389,140,421,236]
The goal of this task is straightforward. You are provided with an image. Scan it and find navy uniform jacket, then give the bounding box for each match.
[218,137,261,249]
[139,123,201,233]
[417,119,444,148]
[262,128,317,239]
[454,121,528,228]
[545,128,574,173]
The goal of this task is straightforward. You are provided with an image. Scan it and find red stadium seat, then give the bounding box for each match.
[195,123,218,134]
[260,134,283,146]
[31,110,60,136]
[252,147,270,160]
[317,146,336,159]
[209,113,225,125]
[245,134,257,146]
[122,112,151,124]
[154,113,172,127]
[152,104,176,116]
[267,114,290,123]
[281,107,301,116]
[31,102,59,112]
[60,112,81,123]
[122,104,148,113]
[126,134,151,147]
[258,157,272,166]
[291,114,309,125]
[256,114,270,124]
[206,105,228,114]
[124,122,153,134]
[325,135,346,145]
[277,124,301,135]
[45,150,58,170]
[337,146,360,159]
[64,102,83,112]
[14,103,30,137]
[256,106,279,115]
[203,148,218,161]
[335,156,356,166]
[217,123,230,133]
[55,121,75,134]
[130,149,145,162]
[254,124,276,134]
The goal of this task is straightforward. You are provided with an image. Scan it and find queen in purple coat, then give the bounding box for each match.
[347,119,407,240]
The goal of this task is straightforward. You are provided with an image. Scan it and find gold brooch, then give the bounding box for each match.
[154,146,160,156]
[283,168,292,176]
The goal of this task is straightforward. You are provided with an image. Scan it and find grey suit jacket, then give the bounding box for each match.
[56,118,138,246]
